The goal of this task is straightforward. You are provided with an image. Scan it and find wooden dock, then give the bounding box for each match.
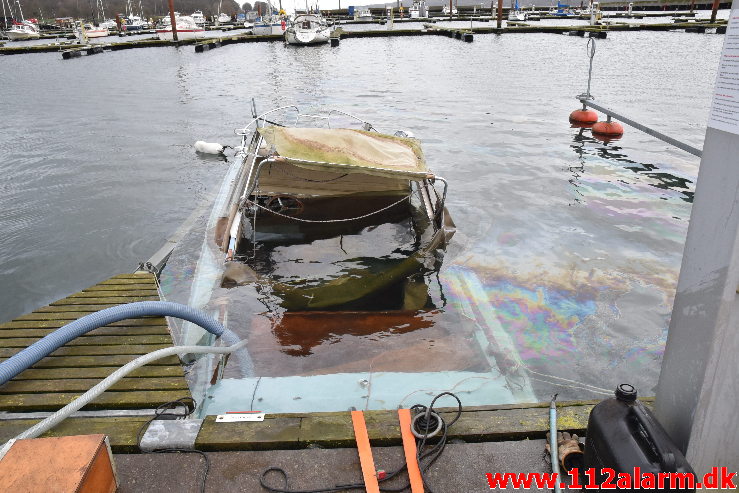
[0,273,190,452]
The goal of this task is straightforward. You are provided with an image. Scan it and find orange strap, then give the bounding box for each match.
[398,408,425,493]
[351,410,380,493]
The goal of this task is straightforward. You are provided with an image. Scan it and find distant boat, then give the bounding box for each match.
[550,1,577,16]
[6,21,40,40]
[253,2,286,36]
[191,10,206,27]
[442,5,458,15]
[356,8,372,21]
[78,23,110,38]
[217,13,231,23]
[507,0,527,21]
[285,13,331,45]
[156,15,205,40]
[409,0,428,19]
[125,15,147,31]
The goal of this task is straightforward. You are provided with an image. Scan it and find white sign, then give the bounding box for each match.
[708,10,739,134]
[216,412,265,422]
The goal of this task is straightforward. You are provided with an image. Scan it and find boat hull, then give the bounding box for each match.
[253,22,285,35]
[85,29,109,38]
[284,27,330,45]
[156,29,205,40]
[6,30,40,40]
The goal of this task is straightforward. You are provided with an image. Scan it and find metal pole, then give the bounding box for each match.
[580,99,702,157]
[167,0,177,41]
[449,0,452,19]
[656,0,739,475]
[496,0,502,28]
[710,0,719,23]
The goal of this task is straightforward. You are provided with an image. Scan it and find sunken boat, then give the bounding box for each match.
[216,104,455,313]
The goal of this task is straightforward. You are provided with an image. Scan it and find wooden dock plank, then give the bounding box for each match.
[0,417,152,453]
[14,306,159,319]
[193,401,599,451]
[0,318,168,329]
[9,366,185,380]
[33,304,154,313]
[0,327,170,338]
[0,390,190,411]
[0,377,189,394]
[50,296,160,305]
[1,355,181,368]
[66,290,159,298]
[0,335,172,347]
[0,344,171,358]
[82,284,159,292]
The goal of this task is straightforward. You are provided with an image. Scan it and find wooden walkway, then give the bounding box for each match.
[0,273,191,452]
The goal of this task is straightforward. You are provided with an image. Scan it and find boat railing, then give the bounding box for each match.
[237,106,377,139]
[235,105,301,136]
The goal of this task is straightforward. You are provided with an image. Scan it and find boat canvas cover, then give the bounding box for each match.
[257,127,430,180]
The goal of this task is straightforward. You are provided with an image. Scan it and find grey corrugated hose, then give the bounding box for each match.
[0,301,226,386]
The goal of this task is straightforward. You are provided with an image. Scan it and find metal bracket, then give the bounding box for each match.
[139,419,204,452]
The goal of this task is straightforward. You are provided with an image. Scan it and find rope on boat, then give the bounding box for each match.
[243,191,414,224]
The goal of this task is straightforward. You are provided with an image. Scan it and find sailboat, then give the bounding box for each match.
[3,0,40,40]
[507,0,527,21]
[252,0,286,35]
[284,11,331,45]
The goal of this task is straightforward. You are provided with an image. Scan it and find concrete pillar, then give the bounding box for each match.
[655,1,739,475]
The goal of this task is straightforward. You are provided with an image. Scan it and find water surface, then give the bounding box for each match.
[0,23,726,410]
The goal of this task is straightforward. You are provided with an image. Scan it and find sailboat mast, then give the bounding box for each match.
[15,0,24,22]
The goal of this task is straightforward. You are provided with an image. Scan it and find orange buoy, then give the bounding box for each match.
[591,120,624,137]
[569,109,599,126]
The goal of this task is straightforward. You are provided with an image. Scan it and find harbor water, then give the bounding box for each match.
[0,24,726,411]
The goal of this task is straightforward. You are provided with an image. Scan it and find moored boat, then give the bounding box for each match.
[284,13,331,45]
[5,21,39,40]
[156,15,205,40]
[356,7,372,20]
[409,0,428,19]
[191,10,206,27]
[218,104,455,314]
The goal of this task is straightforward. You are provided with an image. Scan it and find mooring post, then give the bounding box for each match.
[496,0,502,28]
[655,0,739,476]
[710,0,719,22]
[168,0,178,41]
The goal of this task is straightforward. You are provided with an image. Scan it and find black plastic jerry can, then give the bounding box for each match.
[583,384,696,492]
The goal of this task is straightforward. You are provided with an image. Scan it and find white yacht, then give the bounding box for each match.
[284,13,331,45]
[409,0,428,19]
[191,10,206,27]
[156,15,205,40]
[6,21,40,40]
[356,8,372,20]
[78,23,110,38]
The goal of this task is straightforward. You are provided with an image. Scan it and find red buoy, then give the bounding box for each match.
[569,109,599,125]
[591,120,624,137]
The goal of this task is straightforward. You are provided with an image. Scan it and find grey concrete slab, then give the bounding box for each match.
[115,439,557,492]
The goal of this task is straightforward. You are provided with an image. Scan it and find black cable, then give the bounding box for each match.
[259,392,463,493]
[137,397,210,493]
